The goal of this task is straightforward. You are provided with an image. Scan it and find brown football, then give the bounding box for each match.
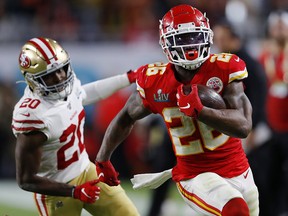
[197,84,226,109]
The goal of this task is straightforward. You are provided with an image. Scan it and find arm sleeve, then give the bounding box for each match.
[82,73,130,105]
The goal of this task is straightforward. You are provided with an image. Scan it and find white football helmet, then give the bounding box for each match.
[18,37,74,100]
[159,4,213,70]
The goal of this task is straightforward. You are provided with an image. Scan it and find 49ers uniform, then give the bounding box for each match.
[136,53,259,215]
[12,77,139,216]
[13,77,89,182]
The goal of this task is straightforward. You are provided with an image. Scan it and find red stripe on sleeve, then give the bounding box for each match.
[13,118,44,124]
[12,125,42,132]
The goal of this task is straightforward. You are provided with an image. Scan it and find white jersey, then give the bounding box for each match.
[12,78,90,183]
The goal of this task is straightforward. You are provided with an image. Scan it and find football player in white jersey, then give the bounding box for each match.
[12,37,139,216]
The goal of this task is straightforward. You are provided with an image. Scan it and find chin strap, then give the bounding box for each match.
[181,63,200,70]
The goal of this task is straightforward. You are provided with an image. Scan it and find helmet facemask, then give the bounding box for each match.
[19,37,75,100]
[159,5,213,70]
[25,62,74,100]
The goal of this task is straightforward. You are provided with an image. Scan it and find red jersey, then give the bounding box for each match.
[259,50,288,132]
[136,53,250,181]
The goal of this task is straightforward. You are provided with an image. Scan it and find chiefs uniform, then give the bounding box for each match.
[12,77,139,216]
[136,53,249,180]
[136,53,259,215]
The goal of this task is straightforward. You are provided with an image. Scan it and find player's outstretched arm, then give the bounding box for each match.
[15,132,100,203]
[197,81,252,138]
[82,71,136,106]
[97,91,151,161]
[96,92,151,185]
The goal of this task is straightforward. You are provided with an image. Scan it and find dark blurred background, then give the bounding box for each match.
[0,0,285,43]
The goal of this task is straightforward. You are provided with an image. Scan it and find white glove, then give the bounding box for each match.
[130,168,172,190]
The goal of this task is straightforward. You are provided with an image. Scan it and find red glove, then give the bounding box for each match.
[177,84,204,118]
[72,179,100,203]
[95,161,120,186]
[126,69,138,83]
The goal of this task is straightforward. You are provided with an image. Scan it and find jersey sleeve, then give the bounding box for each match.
[226,54,248,83]
[12,105,46,137]
[135,64,152,110]
[11,87,48,137]
[81,74,130,105]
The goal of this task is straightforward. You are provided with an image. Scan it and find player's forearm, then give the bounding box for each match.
[198,107,252,138]
[82,73,130,105]
[17,174,73,197]
[96,111,134,161]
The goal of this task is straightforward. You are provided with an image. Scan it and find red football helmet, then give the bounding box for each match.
[159,4,213,70]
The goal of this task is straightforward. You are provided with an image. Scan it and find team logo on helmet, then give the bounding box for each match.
[206,77,223,93]
[19,52,31,69]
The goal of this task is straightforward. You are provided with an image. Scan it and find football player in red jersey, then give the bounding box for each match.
[12,37,139,216]
[96,4,259,216]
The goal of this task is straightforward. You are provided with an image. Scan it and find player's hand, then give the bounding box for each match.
[176,84,204,118]
[126,69,138,83]
[73,179,100,203]
[95,161,121,186]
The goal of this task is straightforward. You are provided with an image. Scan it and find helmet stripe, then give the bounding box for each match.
[28,39,51,64]
[28,38,58,64]
[38,37,58,61]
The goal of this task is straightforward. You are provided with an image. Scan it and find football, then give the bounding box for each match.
[197,84,226,109]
